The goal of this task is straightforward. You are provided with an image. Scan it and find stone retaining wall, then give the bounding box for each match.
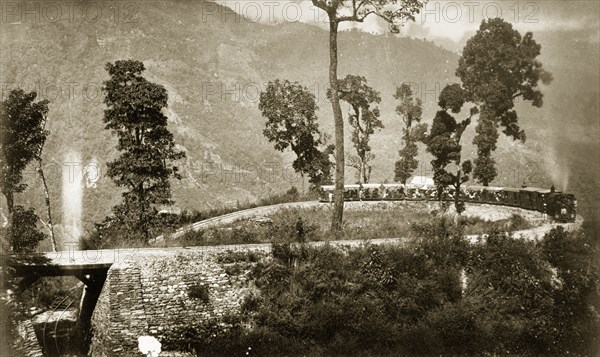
[90,251,254,355]
[13,319,44,357]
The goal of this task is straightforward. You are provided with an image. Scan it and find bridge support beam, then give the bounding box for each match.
[75,269,108,353]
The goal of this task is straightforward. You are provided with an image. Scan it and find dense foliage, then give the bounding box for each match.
[393,83,427,184]
[167,225,599,356]
[259,80,334,189]
[0,89,49,253]
[99,60,185,244]
[335,74,384,184]
[1,206,46,253]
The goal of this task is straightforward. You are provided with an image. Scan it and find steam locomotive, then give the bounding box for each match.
[318,183,577,223]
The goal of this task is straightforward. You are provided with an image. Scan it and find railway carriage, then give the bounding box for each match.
[318,182,576,223]
[519,187,545,211]
[384,184,405,200]
[483,186,504,203]
[345,185,360,201]
[465,185,486,203]
[502,188,521,207]
[361,183,383,200]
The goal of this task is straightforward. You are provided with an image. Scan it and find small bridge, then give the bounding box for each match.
[7,251,116,349]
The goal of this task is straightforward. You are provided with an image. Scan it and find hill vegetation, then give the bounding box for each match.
[1,1,597,241]
[164,226,599,356]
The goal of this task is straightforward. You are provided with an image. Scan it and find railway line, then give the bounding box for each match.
[154,201,321,242]
[152,199,580,246]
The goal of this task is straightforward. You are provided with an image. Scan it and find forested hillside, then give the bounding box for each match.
[1,0,597,237]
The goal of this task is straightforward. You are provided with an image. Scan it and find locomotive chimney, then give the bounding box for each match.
[550,184,556,193]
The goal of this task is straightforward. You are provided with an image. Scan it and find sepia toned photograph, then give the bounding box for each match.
[1,0,598,355]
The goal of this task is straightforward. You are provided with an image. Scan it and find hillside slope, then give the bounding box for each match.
[1,0,597,239]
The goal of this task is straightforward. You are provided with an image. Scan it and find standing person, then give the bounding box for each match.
[295,217,305,243]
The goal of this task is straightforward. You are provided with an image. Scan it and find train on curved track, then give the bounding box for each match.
[318,183,577,223]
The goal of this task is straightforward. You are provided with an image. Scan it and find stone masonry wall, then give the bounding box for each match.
[13,319,44,357]
[89,271,111,357]
[89,249,255,356]
[90,262,149,356]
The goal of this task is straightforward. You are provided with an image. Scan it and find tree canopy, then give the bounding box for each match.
[456,18,552,185]
[102,60,185,243]
[259,80,334,189]
[335,75,383,184]
[0,89,49,215]
[393,83,427,184]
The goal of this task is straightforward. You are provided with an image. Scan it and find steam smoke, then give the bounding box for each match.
[545,146,570,191]
[62,151,83,246]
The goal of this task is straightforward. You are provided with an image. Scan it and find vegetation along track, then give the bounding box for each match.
[154,200,582,244]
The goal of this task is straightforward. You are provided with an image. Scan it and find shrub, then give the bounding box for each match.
[509,213,531,230]
[188,283,210,303]
[4,206,46,253]
[216,250,262,264]
[162,227,599,356]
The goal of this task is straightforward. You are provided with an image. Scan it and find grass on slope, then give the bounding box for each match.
[158,205,532,248]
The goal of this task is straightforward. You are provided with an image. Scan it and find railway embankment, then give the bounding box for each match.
[15,201,582,355]
[158,200,581,243]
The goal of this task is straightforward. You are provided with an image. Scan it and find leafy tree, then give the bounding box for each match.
[539,227,600,354]
[393,83,427,184]
[259,80,334,189]
[426,84,478,214]
[2,206,46,253]
[0,89,51,252]
[333,75,383,184]
[310,0,424,230]
[471,108,498,186]
[0,89,48,216]
[102,60,185,243]
[456,18,552,185]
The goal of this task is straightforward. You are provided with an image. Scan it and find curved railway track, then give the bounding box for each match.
[153,200,580,245]
[41,282,84,356]
[155,201,321,242]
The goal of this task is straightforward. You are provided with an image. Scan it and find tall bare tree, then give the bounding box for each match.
[35,106,57,251]
[310,0,424,230]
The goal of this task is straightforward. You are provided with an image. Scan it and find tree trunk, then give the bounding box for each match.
[38,159,57,252]
[5,192,14,237]
[6,192,14,216]
[139,182,149,244]
[328,19,344,232]
[454,169,462,225]
[455,174,461,215]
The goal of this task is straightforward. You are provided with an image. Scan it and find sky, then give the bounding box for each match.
[217,0,600,52]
